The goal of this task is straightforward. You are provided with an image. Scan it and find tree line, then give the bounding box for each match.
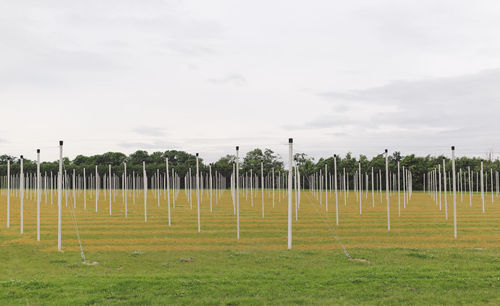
[0,149,498,190]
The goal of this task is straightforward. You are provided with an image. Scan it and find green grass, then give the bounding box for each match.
[0,243,499,305]
[0,190,499,304]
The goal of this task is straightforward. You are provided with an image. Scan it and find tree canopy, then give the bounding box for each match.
[0,149,498,191]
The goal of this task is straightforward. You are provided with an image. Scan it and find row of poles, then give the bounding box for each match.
[0,143,479,250]
[426,160,498,215]
[0,140,297,250]
[308,155,413,224]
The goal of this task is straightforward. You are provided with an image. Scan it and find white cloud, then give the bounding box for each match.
[207,73,246,85]
[1,1,500,162]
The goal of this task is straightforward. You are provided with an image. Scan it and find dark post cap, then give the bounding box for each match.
[20,155,23,159]
[37,149,40,153]
[236,146,239,150]
[196,153,199,157]
[334,154,336,157]
[289,138,293,143]
[385,149,388,153]
[451,146,455,150]
[59,140,63,145]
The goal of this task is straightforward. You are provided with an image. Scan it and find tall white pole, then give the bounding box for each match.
[371,167,374,208]
[272,168,275,208]
[209,164,213,213]
[95,166,98,212]
[73,169,76,208]
[294,161,298,220]
[57,141,63,251]
[452,146,457,238]
[358,162,362,214]
[166,158,171,226]
[20,155,24,234]
[124,162,127,218]
[261,162,265,218]
[468,166,472,207]
[403,166,406,208]
[288,138,293,249]
[157,169,160,207]
[6,158,10,228]
[438,164,442,210]
[343,168,347,206]
[334,154,338,225]
[172,168,175,208]
[385,149,390,231]
[443,159,448,220]
[250,169,253,207]
[491,168,494,203]
[189,168,192,209]
[481,161,485,213]
[236,147,240,240]
[397,161,400,216]
[143,161,147,222]
[36,149,41,241]
[83,167,86,210]
[109,164,112,215]
[325,164,328,212]
[196,153,200,233]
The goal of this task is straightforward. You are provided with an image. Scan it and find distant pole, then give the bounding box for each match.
[157,169,160,207]
[95,165,98,212]
[397,161,400,216]
[343,168,347,206]
[261,162,265,218]
[108,164,112,215]
[57,141,63,251]
[73,169,76,208]
[288,138,293,249]
[83,167,86,210]
[20,155,24,234]
[294,160,298,220]
[196,153,200,232]
[36,149,41,241]
[358,162,362,214]
[334,154,338,225]
[6,158,10,228]
[371,167,374,207]
[403,166,406,208]
[272,168,275,208]
[143,161,147,222]
[250,169,253,207]
[209,164,213,213]
[278,170,281,203]
[189,168,193,209]
[325,163,328,212]
[385,149,390,231]
[452,146,457,238]
[236,146,240,240]
[166,158,171,226]
[443,159,448,220]
[491,168,494,203]
[124,162,127,218]
[438,164,442,211]
[468,166,472,207]
[481,160,485,213]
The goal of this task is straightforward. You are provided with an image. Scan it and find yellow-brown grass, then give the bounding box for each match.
[0,189,498,252]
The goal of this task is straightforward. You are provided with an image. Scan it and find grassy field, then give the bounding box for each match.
[0,188,499,304]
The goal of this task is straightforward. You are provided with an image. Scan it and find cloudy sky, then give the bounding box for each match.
[1,0,500,162]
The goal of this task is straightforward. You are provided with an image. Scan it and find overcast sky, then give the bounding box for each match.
[1,0,500,162]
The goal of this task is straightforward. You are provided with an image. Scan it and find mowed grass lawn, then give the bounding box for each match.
[0,189,499,304]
